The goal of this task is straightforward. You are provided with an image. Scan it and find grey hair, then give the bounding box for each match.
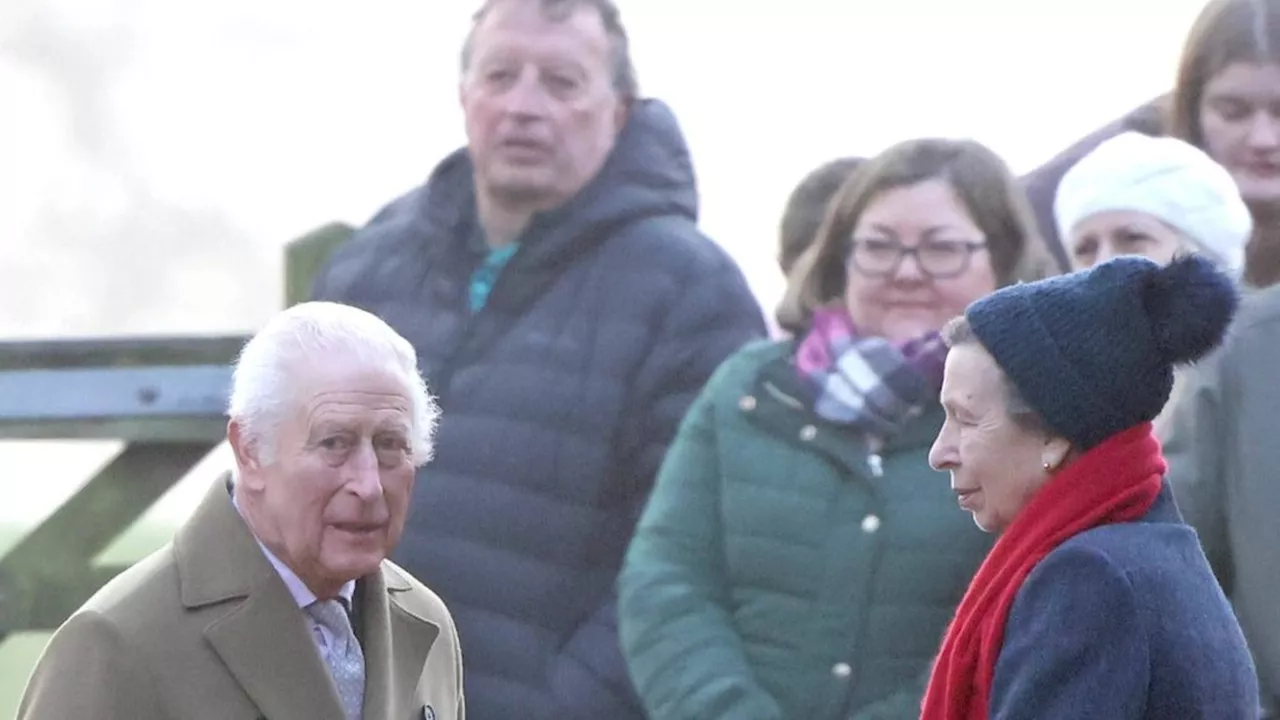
[460,0,639,100]
[226,301,440,467]
[940,315,1049,433]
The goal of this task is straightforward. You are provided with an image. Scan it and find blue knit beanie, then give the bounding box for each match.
[965,254,1239,450]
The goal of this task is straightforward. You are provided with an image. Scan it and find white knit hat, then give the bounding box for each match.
[1055,132,1252,274]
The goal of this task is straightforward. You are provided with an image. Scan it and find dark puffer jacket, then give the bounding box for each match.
[311,99,767,720]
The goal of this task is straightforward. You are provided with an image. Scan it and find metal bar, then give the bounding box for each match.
[284,221,354,307]
[0,335,248,370]
[0,566,128,632]
[0,417,227,442]
[0,442,216,632]
[0,365,232,421]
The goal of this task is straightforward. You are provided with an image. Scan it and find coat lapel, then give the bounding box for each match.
[204,590,344,720]
[359,564,441,718]
[175,478,345,720]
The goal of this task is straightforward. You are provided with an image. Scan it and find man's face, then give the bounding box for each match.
[232,356,417,597]
[460,1,625,209]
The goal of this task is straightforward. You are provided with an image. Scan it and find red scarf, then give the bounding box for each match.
[919,423,1166,720]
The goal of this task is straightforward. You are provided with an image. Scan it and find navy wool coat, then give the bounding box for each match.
[991,483,1258,719]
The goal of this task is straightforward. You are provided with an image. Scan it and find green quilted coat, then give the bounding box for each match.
[619,340,993,720]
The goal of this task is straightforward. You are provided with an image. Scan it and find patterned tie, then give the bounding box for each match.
[307,599,365,720]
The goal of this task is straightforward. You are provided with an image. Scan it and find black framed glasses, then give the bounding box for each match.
[848,238,988,279]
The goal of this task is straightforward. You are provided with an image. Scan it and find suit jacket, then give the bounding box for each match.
[17,479,465,720]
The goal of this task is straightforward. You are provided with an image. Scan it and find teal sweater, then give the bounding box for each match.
[619,340,993,719]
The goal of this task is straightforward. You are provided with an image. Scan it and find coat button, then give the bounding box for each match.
[867,453,884,477]
[739,395,757,411]
[832,662,853,679]
[799,424,817,441]
[861,514,881,533]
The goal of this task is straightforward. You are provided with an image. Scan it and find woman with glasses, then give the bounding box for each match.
[617,138,1054,720]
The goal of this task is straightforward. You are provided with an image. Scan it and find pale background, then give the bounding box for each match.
[1,0,1211,711]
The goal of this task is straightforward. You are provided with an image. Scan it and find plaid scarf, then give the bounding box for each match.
[795,307,948,436]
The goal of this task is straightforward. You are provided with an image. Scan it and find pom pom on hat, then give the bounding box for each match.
[965,254,1239,450]
[1055,132,1252,274]
[1143,254,1240,365]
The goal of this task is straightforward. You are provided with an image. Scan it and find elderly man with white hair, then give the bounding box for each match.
[17,301,464,720]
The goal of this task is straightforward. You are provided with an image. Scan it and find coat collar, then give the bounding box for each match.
[173,476,439,720]
[746,345,944,473]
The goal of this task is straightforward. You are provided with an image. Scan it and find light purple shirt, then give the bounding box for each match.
[232,492,356,653]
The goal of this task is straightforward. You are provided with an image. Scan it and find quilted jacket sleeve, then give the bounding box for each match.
[552,254,767,720]
[618,355,786,720]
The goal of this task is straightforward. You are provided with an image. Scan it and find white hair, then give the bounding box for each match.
[227,301,439,467]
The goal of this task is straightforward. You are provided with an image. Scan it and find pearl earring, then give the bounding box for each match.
[1043,461,1051,472]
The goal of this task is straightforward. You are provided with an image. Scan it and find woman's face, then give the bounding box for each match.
[929,342,1068,534]
[1068,210,1188,270]
[844,179,998,344]
[1199,62,1280,209]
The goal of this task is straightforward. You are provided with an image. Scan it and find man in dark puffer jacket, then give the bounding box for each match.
[310,1,766,718]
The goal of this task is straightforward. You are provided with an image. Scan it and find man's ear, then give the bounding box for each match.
[227,419,267,490]
[1042,434,1073,474]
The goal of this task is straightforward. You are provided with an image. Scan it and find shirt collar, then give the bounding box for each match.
[231,491,356,609]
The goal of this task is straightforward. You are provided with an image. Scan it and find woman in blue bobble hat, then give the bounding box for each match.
[921,254,1258,719]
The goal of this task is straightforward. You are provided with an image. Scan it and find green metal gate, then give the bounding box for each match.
[0,221,353,644]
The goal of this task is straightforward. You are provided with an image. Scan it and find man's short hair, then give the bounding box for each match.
[227,301,440,466]
[460,0,639,100]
